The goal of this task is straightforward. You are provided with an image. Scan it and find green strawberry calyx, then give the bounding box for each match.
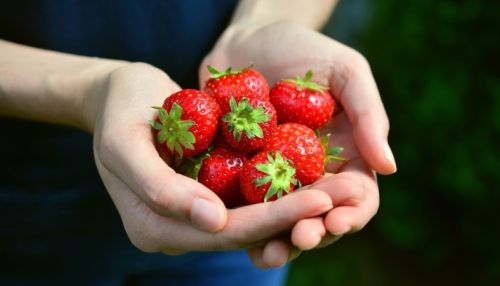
[149,103,195,158]
[207,65,243,79]
[222,97,271,142]
[285,70,328,92]
[254,152,298,202]
[320,133,346,164]
[176,146,212,180]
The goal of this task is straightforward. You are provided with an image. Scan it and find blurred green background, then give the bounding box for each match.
[287,0,500,285]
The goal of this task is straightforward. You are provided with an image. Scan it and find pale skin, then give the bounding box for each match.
[0,0,396,269]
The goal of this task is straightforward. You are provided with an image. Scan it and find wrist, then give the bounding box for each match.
[81,62,171,134]
[229,0,337,32]
[0,40,129,131]
[208,21,272,59]
[67,58,128,132]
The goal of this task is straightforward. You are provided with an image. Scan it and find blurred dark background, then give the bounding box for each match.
[287,0,500,285]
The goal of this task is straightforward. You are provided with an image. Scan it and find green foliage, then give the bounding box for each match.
[288,0,500,285]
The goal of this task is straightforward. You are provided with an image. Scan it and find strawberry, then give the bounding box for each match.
[197,140,249,208]
[263,123,326,185]
[204,65,269,107]
[240,151,298,204]
[270,70,335,130]
[150,89,220,158]
[221,97,277,152]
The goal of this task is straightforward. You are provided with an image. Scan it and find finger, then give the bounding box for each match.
[145,190,332,252]
[247,247,268,269]
[330,51,396,174]
[95,164,164,253]
[300,173,367,207]
[292,159,375,247]
[262,239,298,268]
[323,166,379,235]
[325,206,363,235]
[100,161,333,253]
[219,190,333,249]
[96,131,227,233]
[291,217,326,250]
[247,240,301,269]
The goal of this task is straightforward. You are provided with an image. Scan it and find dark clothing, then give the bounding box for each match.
[0,1,288,285]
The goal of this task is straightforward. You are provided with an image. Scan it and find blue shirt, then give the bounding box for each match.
[0,1,288,285]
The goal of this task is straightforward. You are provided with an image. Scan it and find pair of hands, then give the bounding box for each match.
[89,21,396,268]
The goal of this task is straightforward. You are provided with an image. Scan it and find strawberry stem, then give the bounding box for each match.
[176,148,211,180]
[222,97,271,142]
[150,104,196,158]
[254,152,298,202]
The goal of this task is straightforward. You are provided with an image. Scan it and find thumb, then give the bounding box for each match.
[96,136,227,232]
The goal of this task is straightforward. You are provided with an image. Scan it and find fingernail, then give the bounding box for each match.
[191,199,224,232]
[383,141,397,173]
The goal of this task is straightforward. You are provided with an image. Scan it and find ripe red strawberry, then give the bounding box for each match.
[240,151,298,204]
[204,65,269,107]
[270,70,335,130]
[198,140,249,208]
[221,97,277,152]
[150,89,220,158]
[263,123,326,185]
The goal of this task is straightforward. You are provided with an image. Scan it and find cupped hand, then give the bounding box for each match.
[200,21,396,267]
[247,114,380,268]
[85,63,333,257]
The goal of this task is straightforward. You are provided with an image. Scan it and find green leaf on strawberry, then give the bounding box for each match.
[176,148,212,180]
[150,103,195,158]
[284,70,328,92]
[254,152,298,202]
[222,97,271,142]
[320,133,346,163]
[207,65,242,79]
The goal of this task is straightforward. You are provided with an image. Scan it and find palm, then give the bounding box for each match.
[201,21,390,260]
[92,64,333,256]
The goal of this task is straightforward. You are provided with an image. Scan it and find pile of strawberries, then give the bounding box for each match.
[150,66,344,207]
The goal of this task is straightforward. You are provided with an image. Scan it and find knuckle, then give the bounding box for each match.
[343,50,371,80]
[109,62,171,88]
[145,178,174,214]
[125,212,168,253]
[218,231,244,249]
[126,228,160,253]
[112,62,162,79]
[144,171,181,216]
[352,109,372,132]
[350,50,371,70]
[129,236,157,253]
[94,135,119,170]
[218,224,255,250]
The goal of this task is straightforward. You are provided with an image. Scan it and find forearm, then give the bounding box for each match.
[231,0,338,30]
[0,40,127,130]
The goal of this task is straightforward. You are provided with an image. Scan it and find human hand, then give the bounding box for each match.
[200,21,396,267]
[85,63,333,256]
